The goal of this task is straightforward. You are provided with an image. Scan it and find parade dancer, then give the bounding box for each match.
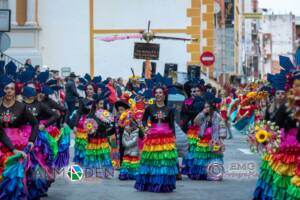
[83,90,115,177]
[73,81,97,166]
[190,93,224,180]
[253,68,300,200]
[22,85,61,199]
[134,86,178,192]
[118,114,140,180]
[115,99,131,165]
[0,72,40,199]
[181,80,205,177]
[38,80,71,169]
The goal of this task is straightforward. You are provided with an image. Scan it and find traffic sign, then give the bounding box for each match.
[200,51,215,66]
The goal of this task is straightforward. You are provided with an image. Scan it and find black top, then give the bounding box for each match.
[142,104,175,131]
[65,79,80,102]
[42,96,68,125]
[265,104,296,130]
[180,98,200,132]
[75,98,94,125]
[25,100,59,127]
[0,101,38,151]
[86,113,115,140]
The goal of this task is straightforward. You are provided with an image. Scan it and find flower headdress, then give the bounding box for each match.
[77,73,101,92]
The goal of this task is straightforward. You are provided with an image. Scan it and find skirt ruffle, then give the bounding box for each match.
[83,137,113,174]
[54,126,71,169]
[73,128,88,166]
[119,156,139,180]
[134,123,178,193]
[0,127,57,199]
[189,129,223,180]
[182,125,199,175]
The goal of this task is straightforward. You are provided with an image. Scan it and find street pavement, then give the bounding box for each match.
[45,129,260,200]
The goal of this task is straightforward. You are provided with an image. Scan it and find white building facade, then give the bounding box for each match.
[1,0,218,79]
[261,14,295,74]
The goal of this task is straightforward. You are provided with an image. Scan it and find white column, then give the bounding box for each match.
[8,0,17,25]
[25,0,36,26]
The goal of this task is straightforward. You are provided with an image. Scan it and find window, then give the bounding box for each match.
[0,0,8,9]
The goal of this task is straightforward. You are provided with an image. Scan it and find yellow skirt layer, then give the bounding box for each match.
[85,143,110,150]
[143,143,176,152]
[76,131,88,139]
[291,176,300,187]
[269,159,296,176]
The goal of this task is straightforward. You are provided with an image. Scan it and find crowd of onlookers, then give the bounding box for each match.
[19,58,150,118]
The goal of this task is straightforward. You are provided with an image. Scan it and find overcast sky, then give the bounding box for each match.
[259,0,300,16]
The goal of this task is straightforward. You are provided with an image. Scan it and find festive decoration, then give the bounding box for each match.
[247,120,281,154]
[209,140,225,154]
[84,118,98,134]
[95,109,114,124]
[255,129,270,144]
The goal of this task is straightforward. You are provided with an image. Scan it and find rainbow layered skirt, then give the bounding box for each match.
[119,156,139,180]
[84,137,113,172]
[134,123,178,192]
[254,128,300,200]
[181,125,199,175]
[190,127,223,180]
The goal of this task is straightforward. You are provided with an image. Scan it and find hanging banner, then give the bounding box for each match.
[134,42,160,60]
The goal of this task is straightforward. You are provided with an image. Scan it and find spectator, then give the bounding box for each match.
[25,58,35,71]
[105,77,117,112]
[65,72,80,116]
[116,77,125,98]
[35,65,41,74]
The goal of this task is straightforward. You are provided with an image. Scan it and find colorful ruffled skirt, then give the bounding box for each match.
[54,125,71,169]
[287,159,300,200]
[83,137,113,174]
[254,128,300,200]
[40,120,71,169]
[73,115,88,166]
[190,127,223,180]
[0,126,58,199]
[119,156,139,180]
[134,123,178,193]
[181,125,199,175]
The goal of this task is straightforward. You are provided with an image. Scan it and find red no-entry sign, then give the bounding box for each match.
[200,51,215,66]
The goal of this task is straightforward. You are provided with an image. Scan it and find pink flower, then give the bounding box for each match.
[185,99,193,106]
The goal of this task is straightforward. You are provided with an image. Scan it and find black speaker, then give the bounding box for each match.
[142,61,156,78]
[164,63,178,83]
[164,63,178,77]
[187,65,201,80]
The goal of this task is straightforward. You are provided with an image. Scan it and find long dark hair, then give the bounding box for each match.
[205,102,217,118]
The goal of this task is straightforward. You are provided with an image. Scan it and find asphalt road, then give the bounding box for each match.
[45,129,260,200]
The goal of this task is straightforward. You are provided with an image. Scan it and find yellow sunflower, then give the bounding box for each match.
[148,99,154,105]
[255,129,270,144]
[103,111,109,117]
[213,145,220,152]
[86,122,93,130]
